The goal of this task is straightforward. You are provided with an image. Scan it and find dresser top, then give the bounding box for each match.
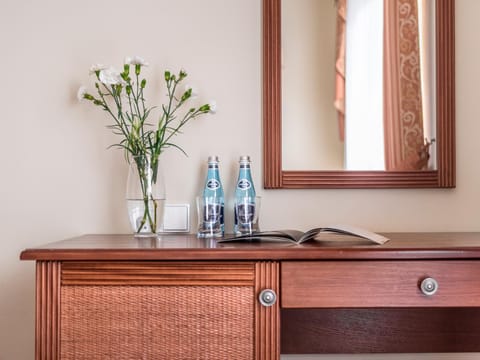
[19,233,480,261]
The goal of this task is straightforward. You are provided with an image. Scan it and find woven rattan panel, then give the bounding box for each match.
[61,285,254,359]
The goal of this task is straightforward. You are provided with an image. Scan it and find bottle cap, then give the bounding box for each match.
[239,155,251,164]
[208,156,219,163]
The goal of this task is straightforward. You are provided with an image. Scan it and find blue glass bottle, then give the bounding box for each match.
[234,156,257,235]
[198,156,224,237]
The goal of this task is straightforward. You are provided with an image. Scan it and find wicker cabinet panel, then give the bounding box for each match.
[34,260,279,359]
[61,285,254,359]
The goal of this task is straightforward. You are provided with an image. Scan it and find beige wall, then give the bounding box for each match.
[0,0,478,358]
[282,0,344,170]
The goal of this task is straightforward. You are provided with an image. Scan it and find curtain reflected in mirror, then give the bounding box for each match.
[282,0,436,171]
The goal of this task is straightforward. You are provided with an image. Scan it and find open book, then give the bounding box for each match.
[219,224,389,245]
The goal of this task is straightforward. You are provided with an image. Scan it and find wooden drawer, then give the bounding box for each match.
[281,261,480,308]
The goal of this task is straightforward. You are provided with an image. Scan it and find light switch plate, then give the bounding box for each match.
[161,204,190,233]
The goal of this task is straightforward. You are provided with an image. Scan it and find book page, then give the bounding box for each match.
[318,224,389,245]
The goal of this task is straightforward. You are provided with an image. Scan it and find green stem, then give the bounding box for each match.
[98,86,132,152]
[135,157,157,234]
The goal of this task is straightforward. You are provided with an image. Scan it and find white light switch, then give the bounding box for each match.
[162,204,190,233]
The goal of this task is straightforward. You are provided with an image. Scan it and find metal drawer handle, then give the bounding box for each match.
[420,277,439,296]
[259,289,277,307]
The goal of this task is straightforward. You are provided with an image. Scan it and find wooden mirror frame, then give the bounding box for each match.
[263,0,455,189]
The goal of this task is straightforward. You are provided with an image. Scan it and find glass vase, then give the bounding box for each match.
[126,154,166,237]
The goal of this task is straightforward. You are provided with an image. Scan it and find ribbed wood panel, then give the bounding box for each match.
[61,261,255,286]
[263,0,282,189]
[282,170,439,188]
[60,285,254,359]
[36,261,61,360]
[255,261,280,360]
[436,0,455,187]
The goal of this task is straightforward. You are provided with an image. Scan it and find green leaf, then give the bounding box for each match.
[164,142,188,157]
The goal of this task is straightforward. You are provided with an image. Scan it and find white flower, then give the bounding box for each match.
[125,56,149,66]
[99,67,126,86]
[208,100,217,114]
[184,84,198,98]
[89,64,107,75]
[77,86,87,102]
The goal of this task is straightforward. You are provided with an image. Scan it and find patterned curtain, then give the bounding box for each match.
[334,0,347,142]
[383,0,429,171]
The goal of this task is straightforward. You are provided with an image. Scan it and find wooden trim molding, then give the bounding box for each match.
[36,261,61,360]
[263,0,455,188]
[255,261,280,360]
[61,261,255,286]
[436,0,456,187]
[263,0,282,188]
[20,233,480,262]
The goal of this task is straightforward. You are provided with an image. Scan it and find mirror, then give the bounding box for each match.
[263,0,455,188]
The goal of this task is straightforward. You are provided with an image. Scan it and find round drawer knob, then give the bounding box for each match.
[259,289,277,307]
[420,277,439,296]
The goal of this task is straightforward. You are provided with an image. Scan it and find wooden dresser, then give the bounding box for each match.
[20,233,480,359]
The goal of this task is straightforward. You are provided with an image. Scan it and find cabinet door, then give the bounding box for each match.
[36,261,279,360]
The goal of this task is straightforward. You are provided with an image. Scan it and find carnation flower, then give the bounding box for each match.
[89,64,107,75]
[124,56,149,67]
[208,101,217,114]
[77,86,87,102]
[99,67,126,86]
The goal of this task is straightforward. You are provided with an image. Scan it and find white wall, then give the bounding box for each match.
[0,0,479,359]
[345,0,385,170]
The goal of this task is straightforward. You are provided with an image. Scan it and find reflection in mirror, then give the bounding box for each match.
[282,0,436,171]
[263,0,454,188]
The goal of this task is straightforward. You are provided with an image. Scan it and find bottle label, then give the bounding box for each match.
[237,179,251,190]
[206,179,220,190]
